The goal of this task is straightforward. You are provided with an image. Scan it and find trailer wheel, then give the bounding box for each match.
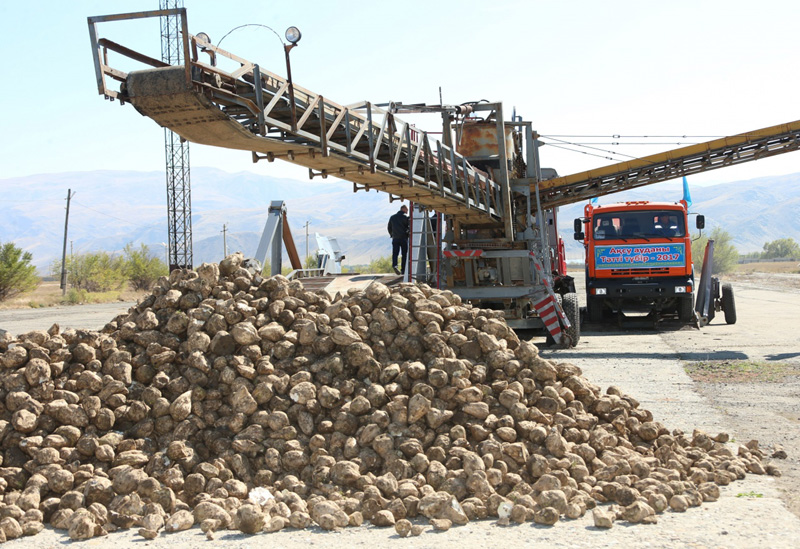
[563,292,581,346]
[722,283,737,324]
[678,296,694,322]
[706,277,719,323]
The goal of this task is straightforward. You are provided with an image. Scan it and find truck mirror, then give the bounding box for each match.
[573,218,582,233]
[696,215,705,229]
[574,231,584,241]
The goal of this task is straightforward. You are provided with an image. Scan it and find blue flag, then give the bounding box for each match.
[591,196,598,205]
[682,176,692,208]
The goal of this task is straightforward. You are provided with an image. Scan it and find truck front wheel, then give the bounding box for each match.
[587,296,604,323]
[722,283,737,324]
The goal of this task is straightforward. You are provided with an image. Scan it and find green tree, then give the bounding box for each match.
[761,238,800,260]
[362,256,394,274]
[0,242,38,302]
[740,250,761,261]
[61,251,126,292]
[691,227,738,275]
[260,259,295,277]
[304,255,318,269]
[123,243,168,290]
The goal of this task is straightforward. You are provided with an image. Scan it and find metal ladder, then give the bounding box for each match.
[406,204,443,288]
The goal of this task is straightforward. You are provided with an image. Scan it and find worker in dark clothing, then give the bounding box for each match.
[654,214,677,237]
[387,204,410,274]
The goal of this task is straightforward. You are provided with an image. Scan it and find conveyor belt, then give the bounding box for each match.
[89,10,800,219]
[92,19,508,223]
[536,121,800,208]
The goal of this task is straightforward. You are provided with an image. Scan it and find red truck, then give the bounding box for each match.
[574,200,704,323]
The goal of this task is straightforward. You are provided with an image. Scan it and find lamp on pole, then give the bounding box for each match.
[283,26,302,131]
[214,24,302,130]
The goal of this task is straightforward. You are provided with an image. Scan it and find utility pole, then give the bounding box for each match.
[304,220,310,267]
[60,189,74,295]
[221,223,228,258]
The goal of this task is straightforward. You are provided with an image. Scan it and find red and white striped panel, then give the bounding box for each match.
[532,293,562,341]
[443,249,484,258]
[529,255,553,290]
[528,252,571,343]
[529,252,567,322]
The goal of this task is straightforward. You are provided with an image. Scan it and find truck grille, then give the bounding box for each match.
[609,267,670,276]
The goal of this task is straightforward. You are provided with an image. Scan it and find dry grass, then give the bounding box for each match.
[685,360,800,383]
[0,281,147,310]
[735,260,800,274]
[726,261,800,291]
[0,281,64,309]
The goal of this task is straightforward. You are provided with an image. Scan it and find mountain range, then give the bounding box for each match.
[2,168,799,273]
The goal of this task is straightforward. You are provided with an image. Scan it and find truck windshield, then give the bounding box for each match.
[593,210,685,240]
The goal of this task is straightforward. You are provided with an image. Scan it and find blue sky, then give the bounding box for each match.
[2,0,799,186]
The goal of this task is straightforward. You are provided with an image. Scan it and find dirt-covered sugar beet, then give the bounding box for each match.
[0,252,781,540]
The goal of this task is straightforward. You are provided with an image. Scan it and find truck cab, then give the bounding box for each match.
[575,200,703,322]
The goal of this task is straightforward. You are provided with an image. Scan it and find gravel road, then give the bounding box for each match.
[0,302,132,337]
[2,274,799,548]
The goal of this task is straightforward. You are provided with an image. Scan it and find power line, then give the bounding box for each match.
[542,134,725,138]
[71,200,164,230]
[563,141,703,146]
[543,142,623,162]
[541,136,639,161]
[216,23,284,50]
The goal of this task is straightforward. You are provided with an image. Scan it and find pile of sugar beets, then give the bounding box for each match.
[0,253,780,541]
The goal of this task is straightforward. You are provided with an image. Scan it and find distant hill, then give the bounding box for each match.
[2,169,798,273]
[1,168,396,273]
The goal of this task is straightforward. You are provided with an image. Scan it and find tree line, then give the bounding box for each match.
[0,242,167,303]
[739,238,800,261]
[691,233,800,275]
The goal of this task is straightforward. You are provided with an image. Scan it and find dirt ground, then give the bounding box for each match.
[0,280,147,311]
[1,268,799,547]
[662,271,800,518]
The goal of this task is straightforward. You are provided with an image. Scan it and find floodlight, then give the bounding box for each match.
[285,26,302,45]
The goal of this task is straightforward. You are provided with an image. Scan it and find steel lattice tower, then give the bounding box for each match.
[160,0,192,270]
